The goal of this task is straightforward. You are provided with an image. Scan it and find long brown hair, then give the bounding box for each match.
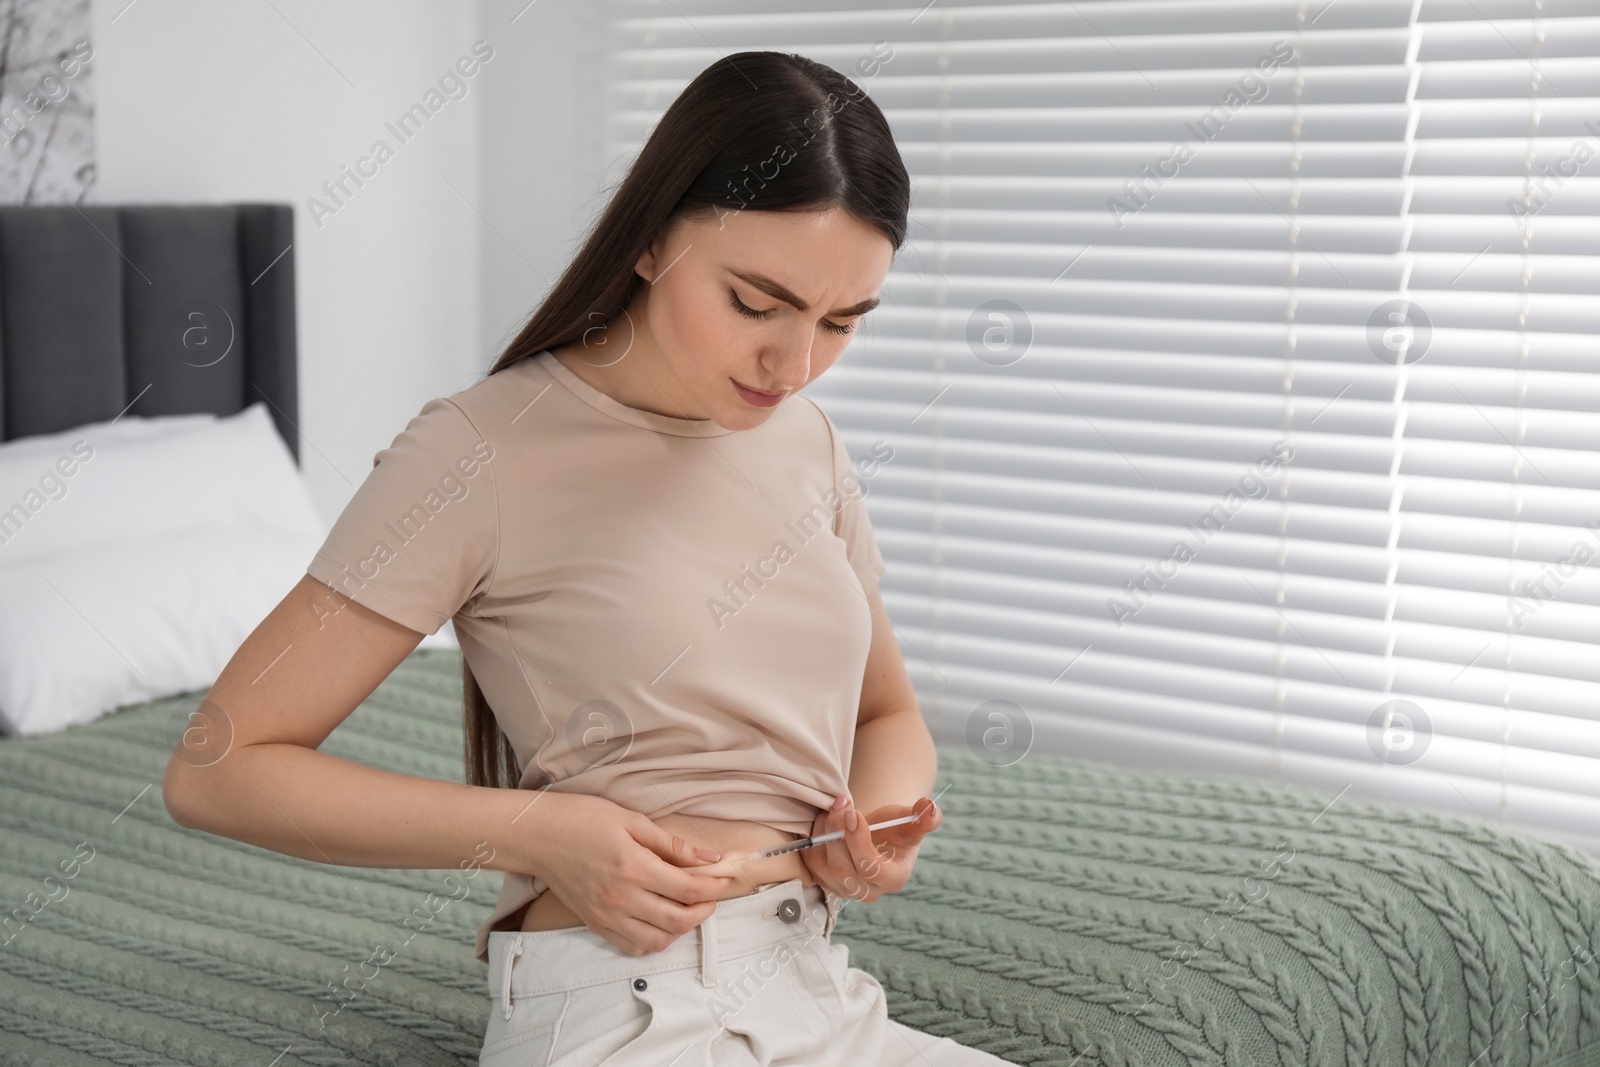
[463,50,910,788]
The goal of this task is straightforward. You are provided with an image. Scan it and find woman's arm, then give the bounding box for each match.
[845,581,936,814]
[162,575,733,955]
[163,576,533,871]
[799,580,943,901]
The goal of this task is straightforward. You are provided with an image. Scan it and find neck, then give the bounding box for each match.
[549,297,708,421]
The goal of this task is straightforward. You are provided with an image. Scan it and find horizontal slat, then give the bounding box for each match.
[885,586,1600,707]
[819,353,1600,424]
[618,0,1598,34]
[614,69,1419,110]
[616,0,1418,39]
[617,64,1600,111]
[847,318,1600,373]
[1420,16,1600,61]
[901,631,1600,772]
[850,301,1600,361]
[921,683,1600,850]
[871,528,1600,634]
[856,481,1551,558]
[812,374,1600,447]
[616,101,1600,143]
[617,127,1600,182]
[837,428,1600,556]
[877,240,1600,294]
[859,270,1600,332]
[890,208,1600,255]
[939,541,1596,625]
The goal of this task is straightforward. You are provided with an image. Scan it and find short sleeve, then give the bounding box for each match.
[305,396,499,635]
[823,409,888,589]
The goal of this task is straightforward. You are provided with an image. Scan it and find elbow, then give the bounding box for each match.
[161,756,202,829]
[161,696,240,830]
[161,753,225,831]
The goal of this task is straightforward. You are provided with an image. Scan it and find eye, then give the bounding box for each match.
[729,286,859,335]
[728,289,770,321]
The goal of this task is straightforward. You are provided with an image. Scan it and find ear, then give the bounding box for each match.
[634,226,670,284]
[634,240,659,284]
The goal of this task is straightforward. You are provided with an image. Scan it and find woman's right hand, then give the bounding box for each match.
[523,792,736,956]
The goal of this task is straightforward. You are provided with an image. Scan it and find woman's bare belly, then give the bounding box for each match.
[521,812,815,931]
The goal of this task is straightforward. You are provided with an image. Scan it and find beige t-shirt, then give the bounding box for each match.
[304,350,887,964]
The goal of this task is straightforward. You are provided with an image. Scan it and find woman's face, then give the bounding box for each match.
[616,205,894,431]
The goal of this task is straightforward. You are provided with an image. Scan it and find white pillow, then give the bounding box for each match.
[0,410,217,462]
[0,402,319,568]
[0,403,330,735]
[0,527,321,735]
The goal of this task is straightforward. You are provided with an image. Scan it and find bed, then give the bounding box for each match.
[3,648,1599,1066]
[2,204,1599,1066]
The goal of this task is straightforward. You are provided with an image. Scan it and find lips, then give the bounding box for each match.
[733,379,787,407]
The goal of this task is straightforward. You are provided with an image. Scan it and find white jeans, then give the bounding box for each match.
[480,879,1013,1066]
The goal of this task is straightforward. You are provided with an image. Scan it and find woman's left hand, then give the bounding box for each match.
[799,794,941,904]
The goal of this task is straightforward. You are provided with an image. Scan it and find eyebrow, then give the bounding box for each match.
[728,268,880,318]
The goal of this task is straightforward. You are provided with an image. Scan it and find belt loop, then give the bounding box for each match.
[699,911,719,988]
[502,933,525,1020]
[822,890,842,939]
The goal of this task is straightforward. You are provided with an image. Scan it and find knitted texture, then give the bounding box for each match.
[0,648,1596,1067]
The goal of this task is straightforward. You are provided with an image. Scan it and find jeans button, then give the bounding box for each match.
[777,898,802,924]
[633,978,647,991]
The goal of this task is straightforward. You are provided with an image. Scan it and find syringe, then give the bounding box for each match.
[738,813,925,861]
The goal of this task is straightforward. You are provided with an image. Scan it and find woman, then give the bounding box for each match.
[162,51,1013,1065]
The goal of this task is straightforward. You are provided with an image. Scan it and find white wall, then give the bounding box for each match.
[90,0,489,524]
[476,0,608,358]
[89,0,610,525]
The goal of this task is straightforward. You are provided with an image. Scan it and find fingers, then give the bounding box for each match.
[815,794,856,898]
[555,805,739,957]
[628,818,736,903]
[646,860,736,906]
[604,894,720,957]
[818,793,884,903]
[636,821,723,868]
[675,855,742,881]
[876,797,941,848]
[840,798,876,872]
[813,794,939,902]
[584,886,720,956]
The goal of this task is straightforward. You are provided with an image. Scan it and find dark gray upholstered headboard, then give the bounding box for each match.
[0,203,299,463]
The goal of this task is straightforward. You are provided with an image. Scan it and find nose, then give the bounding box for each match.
[762,321,815,391]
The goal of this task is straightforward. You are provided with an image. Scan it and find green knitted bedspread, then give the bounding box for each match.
[3,648,1598,1066]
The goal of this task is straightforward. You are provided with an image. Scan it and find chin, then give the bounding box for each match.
[720,405,780,431]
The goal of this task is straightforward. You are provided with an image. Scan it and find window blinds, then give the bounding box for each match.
[605,0,1600,856]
